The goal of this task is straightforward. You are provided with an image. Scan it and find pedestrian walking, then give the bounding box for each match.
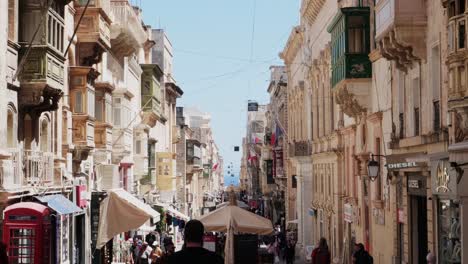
[311,237,331,264]
[150,241,163,264]
[285,237,296,264]
[168,220,223,264]
[267,238,280,263]
[352,243,373,264]
[156,241,175,264]
[136,241,152,264]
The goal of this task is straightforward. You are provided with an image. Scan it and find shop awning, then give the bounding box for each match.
[35,194,84,216]
[154,202,190,221]
[96,189,160,249]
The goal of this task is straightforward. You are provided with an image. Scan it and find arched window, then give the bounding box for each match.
[7,104,17,148]
[39,115,51,152]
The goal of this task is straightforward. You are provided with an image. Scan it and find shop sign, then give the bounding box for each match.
[436,161,451,193]
[75,185,88,208]
[408,180,420,189]
[204,201,215,208]
[344,203,353,223]
[386,162,417,170]
[407,175,426,196]
[398,208,405,223]
[203,235,216,252]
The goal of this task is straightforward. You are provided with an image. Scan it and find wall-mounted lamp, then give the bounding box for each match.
[367,154,386,182]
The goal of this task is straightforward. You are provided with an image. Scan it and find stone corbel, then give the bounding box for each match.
[334,85,367,119]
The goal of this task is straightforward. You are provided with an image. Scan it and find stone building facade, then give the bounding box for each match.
[279,0,466,263]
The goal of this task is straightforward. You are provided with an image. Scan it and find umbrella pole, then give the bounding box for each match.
[225,222,235,264]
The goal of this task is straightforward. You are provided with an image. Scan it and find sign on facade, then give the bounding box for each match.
[344,203,353,223]
[157,152,173,191]
[386,162,418,169]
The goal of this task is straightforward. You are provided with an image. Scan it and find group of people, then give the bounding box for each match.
[266,228,297,264]
[310,238,373,264]
[129,235,175,264]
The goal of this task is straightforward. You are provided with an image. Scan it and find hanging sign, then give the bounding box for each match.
[344,203,353,223]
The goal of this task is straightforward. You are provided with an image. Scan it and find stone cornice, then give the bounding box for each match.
[279,26,304,65]
[300,0,326,26]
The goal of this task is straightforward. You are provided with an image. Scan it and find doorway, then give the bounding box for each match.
[410,195,428,264]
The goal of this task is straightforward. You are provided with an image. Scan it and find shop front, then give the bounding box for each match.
[431,159,462,264]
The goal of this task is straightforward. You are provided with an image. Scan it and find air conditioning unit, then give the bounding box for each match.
[96,164,119,190]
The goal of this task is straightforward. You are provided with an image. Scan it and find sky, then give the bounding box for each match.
[140,0,300,187]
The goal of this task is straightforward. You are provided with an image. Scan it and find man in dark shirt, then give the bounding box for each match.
[168,220,224,264]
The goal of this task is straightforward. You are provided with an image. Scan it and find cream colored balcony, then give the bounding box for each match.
[23,150,55,186]
[110,0,147,56]
[108,54,142,98]
[375,0,427,71]
[94,81,114,151]
[74,0,112,65]
[69,67,99,162]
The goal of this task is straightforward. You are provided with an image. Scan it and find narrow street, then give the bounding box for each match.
[0,0,465,263]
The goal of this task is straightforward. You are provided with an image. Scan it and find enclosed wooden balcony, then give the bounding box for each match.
[328,7,372,117]
[288,141,312,157]
[74,0,112,65]
[141,64,164,128]
[18,2,67,111]
[110,0,147,56]
[375,0,427,71]
[69,67,99,161]
[94,81,114,151]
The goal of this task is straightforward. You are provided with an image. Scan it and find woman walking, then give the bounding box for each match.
[311,238,331,264]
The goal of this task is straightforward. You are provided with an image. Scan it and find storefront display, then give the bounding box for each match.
[438,200,461,264]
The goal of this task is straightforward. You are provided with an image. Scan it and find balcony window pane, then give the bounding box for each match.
[96,98,103,121]
[88,88,95,117]
[348,16,366,54]
[414,107,420,136]
[433,101,441,131]
[75,92,83,113]
[458,20,466,50]
[114,108,121,126]
[106,101,112,123]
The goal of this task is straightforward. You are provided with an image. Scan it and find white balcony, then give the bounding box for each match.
[0,148,55,190]
[110,0,147,56]
[107,54,142,98]
[375,0,427,70]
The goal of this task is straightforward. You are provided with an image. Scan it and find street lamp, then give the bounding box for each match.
[367,154,381,182]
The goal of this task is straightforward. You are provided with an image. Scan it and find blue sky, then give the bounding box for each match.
[141,1,300,187]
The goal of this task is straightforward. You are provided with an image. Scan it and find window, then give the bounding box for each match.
[40,118,50,152]
[113,108,121,126]
[414,108,420,136]
[413,77,421,136]
[75,92,83,113]
[399,113,405,139]
[434,101,441,131]
[7,109,15,148]
[135,140,141,154]
[348,16,367,54]
[292,175,297,188]
[95,92,104,121]
[8,0,15,41]
[458,20,465,49]
[87,88,95,117]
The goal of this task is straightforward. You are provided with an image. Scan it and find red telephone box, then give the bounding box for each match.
[3,202,52,264]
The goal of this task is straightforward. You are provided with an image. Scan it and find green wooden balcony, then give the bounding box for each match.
[331,53,372,88]
[328,7,372,88]
[140,64,164,127]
